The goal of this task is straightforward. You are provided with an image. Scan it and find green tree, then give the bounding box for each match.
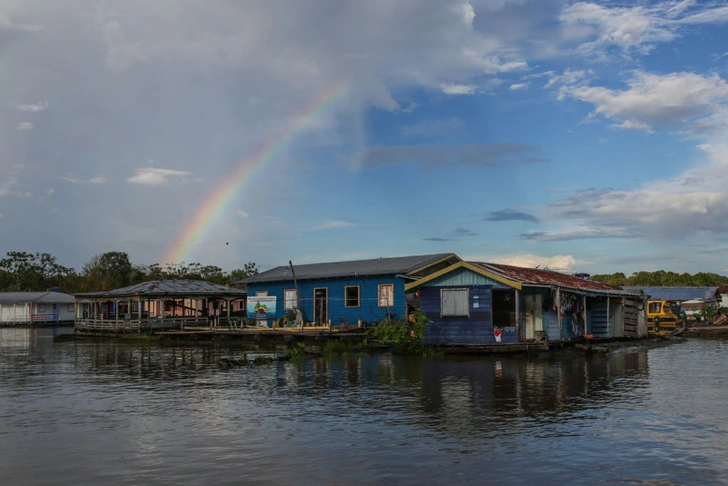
[0,251,75,291]
[82,251,134,291]
[229,261,259,286]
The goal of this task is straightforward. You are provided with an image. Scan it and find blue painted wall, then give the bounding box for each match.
[588,300,610,338]
[246,275,407,326]
[419,285,519,345]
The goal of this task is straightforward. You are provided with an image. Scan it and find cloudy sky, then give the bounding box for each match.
[2,0,728,275]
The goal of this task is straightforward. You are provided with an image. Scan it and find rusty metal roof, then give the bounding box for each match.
[471,262,638,296]
[75,279,247,299]
[237,253,458,284]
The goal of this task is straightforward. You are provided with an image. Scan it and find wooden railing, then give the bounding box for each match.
[75,317,209,332]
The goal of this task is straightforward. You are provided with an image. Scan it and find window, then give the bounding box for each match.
[648,302,661,313]
[345,286,360,307]
[284,289,298,310]
[378,284,394,307]
[37,304,46,313]
[441,289,469,317]
[67,304,74,313]
[255,291,268,296]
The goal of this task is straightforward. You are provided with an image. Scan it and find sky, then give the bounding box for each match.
[2,0,728,276]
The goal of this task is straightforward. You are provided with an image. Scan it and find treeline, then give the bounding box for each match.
[590,270,728,287]
[0,251,259,293]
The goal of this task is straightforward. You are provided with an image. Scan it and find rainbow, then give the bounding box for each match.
[162,80,350,265]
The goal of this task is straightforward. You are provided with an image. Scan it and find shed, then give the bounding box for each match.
[407,262,647,345]
[0,291,76,325]
[235,253,461,328]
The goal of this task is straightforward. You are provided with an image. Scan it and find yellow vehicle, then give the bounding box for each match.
[647,300,681,333]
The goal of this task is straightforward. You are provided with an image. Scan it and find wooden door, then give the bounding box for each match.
[524,294,543,340]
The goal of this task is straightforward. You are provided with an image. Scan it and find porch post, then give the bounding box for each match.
[607,297,611,334]
[515,289,521,336]
[582,295,587,335]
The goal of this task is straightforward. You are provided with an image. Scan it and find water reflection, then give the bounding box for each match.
[1,328,728,485]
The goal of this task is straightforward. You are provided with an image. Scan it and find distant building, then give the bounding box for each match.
[0,291,76,325]
[623,286,721,308]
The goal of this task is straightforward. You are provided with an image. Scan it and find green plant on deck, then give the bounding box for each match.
[368,309,437,355]
[701,305,717,320]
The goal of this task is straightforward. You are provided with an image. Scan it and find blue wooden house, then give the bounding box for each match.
[406,262,647,345]
[235,253,461,327]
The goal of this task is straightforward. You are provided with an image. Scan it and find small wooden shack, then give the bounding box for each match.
[407,262,647,346]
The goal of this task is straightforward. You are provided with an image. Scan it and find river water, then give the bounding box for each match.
[1,327,728,485]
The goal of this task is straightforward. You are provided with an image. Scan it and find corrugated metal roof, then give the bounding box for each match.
[0,291,75,304]
[471,262,639,296]
[75,279,247,299]
[623,286,720,302]
[237,253,457,284]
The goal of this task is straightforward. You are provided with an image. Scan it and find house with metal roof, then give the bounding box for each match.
[74,279,247,333]
[623,287,721,306]
[406,262,647,346]
[0,291,76,325]
[234,253,461,328]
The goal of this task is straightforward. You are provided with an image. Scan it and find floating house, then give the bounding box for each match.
[74,279,246,333]
[235,253,461,328]
[407,262,647,346]
[0,291,76,325]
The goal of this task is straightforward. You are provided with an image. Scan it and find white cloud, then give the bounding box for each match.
[560,2,675,55]
[440,84,477,95]
[127,168,193,186]
[56,175,106,184]
[470,253,578,273]
[309,220,354,231]
[237,209,250,218]
[13,101,48,112]
[509,83,527,90]
[0,13,42,33]
[681,6,728,25]
[563,71,728,132]
[16,122,33,130]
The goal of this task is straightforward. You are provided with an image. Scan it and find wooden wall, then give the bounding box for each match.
[420,285,518,345]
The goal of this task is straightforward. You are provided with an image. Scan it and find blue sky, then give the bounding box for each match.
[2,0,728,275]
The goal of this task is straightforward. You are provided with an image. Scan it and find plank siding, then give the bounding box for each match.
[589,301,610,338]
[623,300,640,337]
[421,285,516,345]
[246,276,407,326]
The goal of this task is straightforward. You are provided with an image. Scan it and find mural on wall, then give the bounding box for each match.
[247,296,277,320]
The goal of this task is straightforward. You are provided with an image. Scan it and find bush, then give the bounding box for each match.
[368,309,439,355]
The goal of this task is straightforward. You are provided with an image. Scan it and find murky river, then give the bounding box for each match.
[1,327,728,485]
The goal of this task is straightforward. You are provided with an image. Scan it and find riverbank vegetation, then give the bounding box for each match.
[0,250,258,292]
[591,270,728,287]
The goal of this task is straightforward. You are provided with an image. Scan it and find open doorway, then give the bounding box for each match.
[314,288,328,325]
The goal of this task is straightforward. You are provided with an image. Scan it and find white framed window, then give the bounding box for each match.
[378,284,394,307]
[284,289,298,310]
[37,304,46,313]
[345,286,360,308]
[441,288,469,317]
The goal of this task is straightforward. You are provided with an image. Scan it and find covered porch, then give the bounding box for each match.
[74,279,247,334]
